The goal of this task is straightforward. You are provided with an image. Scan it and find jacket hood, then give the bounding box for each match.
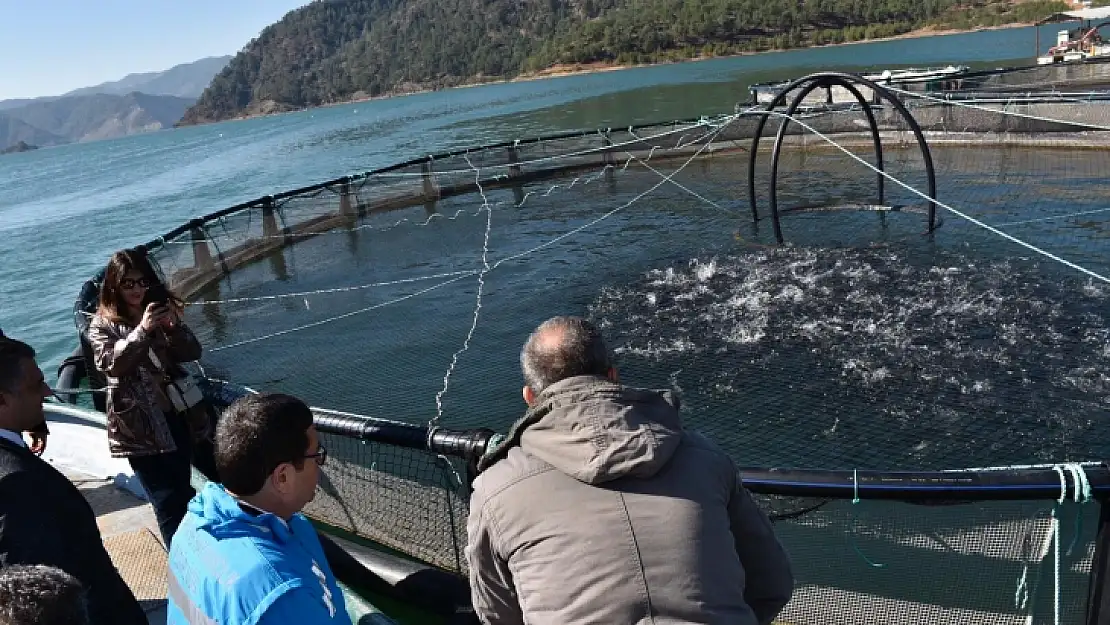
[489,375,684,484]
[188,482,296,543]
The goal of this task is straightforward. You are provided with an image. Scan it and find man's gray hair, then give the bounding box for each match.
[0,565,89,625]
[520,316,613,394]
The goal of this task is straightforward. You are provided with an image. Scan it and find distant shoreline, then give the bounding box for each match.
[505,22,1034,82]
[190,22,1034,127]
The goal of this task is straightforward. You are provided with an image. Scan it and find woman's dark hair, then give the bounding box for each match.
[96,248,180,324]
[215,393,315,495]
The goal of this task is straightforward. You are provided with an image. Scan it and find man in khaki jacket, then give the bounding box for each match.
[466,316,794,625]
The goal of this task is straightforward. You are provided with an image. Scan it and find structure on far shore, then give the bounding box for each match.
[1,141,39,154]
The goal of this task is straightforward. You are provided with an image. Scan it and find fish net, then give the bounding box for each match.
[146,64,1110,624]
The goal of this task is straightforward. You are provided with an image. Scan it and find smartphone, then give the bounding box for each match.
[142,282,170,309]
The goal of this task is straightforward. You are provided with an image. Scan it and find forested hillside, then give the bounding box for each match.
[180,0,1066,125]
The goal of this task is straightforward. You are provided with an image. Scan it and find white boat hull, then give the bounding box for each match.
[40,403,148,501]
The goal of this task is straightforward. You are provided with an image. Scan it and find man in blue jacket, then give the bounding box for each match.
[166,392,350,625]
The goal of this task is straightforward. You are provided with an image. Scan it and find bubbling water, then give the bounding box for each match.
[589,247,1110,470]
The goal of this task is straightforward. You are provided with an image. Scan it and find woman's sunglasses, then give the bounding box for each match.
[120,277,152,290]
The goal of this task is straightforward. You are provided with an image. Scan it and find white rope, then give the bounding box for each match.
[620,153,734,214]
[159,205,487,245]
[429,120,735,423]
[620,123,739,214]
[433,155,494,427]
[1054,505,1061,625]
[1065,463,1093,504]
[485,114,738,271]
[188,270,480,305]
[165,165,616,246]
[208,273,472,352]
[1053,464,1068,505]
[1024,463,1096,625]
[1017,466,1066,621]
[994,206,1110,227]
[887,85,1110,132]
[340,119,720,179]
[737,108,1110,285]
[950,461,1102,472]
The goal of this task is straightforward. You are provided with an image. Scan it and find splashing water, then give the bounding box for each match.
[590,248,1110,470]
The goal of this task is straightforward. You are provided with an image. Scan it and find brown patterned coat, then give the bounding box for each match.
[88,315,205,458]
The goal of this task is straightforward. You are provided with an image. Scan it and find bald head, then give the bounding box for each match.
[520,316,614,400]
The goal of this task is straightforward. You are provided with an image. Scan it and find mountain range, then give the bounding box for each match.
[61,56,233,100]
[0,56,230,150]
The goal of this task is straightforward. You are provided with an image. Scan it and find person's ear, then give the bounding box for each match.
[271,463,294,495]
[522,385,536,406]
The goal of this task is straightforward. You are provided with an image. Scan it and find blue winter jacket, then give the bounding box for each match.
[167,482,351,625]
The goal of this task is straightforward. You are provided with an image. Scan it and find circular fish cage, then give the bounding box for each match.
[63,71,1110,625]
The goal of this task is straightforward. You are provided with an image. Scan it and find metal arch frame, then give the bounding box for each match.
[746,72,938,245]
[769,78,885,245]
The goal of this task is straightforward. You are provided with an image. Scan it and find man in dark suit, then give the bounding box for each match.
[0,336,147,625]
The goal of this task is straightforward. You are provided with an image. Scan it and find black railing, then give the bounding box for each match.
[307,401,1110,502]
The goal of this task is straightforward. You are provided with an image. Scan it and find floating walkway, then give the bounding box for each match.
[61,466,168,625]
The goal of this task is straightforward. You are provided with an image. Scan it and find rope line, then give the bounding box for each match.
[188,270,480,305]
[887,85,1110,132]
[994,206,1110,227]
[160,206,488,245]
[622,124,739,214]
[208,273,473,352]
[433,155,494,427]
[848,468,885,568]
[1014,464,1092,624]
[353,117,718,177]
[485,115,738,272]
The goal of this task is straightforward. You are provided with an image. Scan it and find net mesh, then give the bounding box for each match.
[772,499,1098,625]
[142,64,1110,623]
[312,430,471,573]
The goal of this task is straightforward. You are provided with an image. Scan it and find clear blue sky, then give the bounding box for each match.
[0,0,311,100]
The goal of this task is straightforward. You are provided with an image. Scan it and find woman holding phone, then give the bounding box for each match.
[88,248,210,547]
